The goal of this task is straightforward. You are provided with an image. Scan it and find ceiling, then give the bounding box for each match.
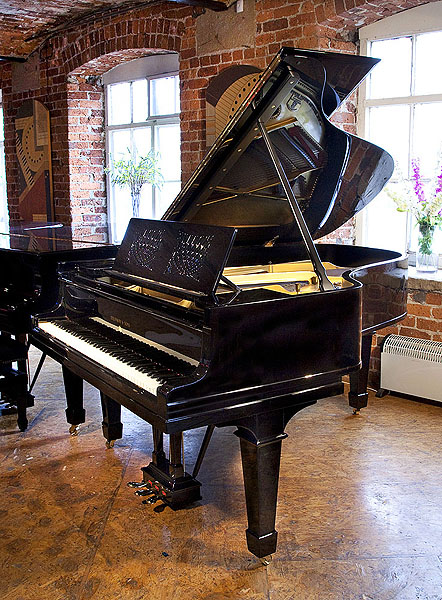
[0,0,231,60]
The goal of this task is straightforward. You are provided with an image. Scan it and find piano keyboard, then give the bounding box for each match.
[38,318,197,396]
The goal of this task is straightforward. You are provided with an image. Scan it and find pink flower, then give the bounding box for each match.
[411,159,426,202]
[435,162,442,195]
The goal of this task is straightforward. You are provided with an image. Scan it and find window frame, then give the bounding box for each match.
[103,55,180,243]
[356,3,442,265]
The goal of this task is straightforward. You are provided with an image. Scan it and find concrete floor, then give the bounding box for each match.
[0,349,442,600]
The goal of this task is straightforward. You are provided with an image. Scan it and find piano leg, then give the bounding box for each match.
[235,429,284,559]
[348,333,373,414]
[233,400,315,560]
[152,427,168,471]
[100,392,123,448]
[62,366,86,435]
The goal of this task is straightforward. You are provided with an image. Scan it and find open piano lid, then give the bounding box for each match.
[164,47,394,249]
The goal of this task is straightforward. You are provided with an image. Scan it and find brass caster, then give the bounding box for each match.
[260,555,272,566]
[352,409,360,415]
[69,424,80,436]
[105,439,115,449]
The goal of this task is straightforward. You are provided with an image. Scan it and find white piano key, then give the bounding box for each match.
[38,321,165,395]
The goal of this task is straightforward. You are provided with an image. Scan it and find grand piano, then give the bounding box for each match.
[30,47,407,560]
[0,223,117,429]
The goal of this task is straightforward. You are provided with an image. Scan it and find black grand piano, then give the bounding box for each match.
[0,223,117,430]
[30,48,407,560]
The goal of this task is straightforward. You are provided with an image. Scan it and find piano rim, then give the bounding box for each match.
[30,325,361,434]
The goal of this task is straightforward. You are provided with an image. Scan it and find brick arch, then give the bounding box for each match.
[38,3,192,237]
[66,48,181,241]
[59,7,187,77]
[318,0,441,34]
[299,0,442,52]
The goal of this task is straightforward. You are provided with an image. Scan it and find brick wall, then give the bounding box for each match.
[66,75,107,240]
[0,3,191,239]
[368,285,442,388]
[3,0,434,234]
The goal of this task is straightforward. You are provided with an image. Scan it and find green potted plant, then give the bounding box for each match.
[105,148,163,218]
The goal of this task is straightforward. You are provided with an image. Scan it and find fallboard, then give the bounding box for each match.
[95,295,203,362]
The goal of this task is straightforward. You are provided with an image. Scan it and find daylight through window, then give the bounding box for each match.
[358,13,442,262]
[105,69,180,243]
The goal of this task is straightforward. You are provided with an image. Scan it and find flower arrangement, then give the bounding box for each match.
[105,148,163,217]
[386,158,442,258]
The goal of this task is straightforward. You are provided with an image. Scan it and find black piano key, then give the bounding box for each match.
[52,318,196,385]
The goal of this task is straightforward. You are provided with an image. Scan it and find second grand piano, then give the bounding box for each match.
[30,47,406,560]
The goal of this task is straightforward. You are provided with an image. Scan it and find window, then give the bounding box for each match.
[0,90,9,230]
[357,3,442,262]
[104,55,181,243]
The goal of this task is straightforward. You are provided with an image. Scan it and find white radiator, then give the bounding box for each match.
[379,334,442,403]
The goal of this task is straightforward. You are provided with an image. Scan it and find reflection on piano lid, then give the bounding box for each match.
[0,223,115,252]
[164,47,394,252]
[0,223,118,335]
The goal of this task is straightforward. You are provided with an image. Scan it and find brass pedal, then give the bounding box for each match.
[69,424,80,436]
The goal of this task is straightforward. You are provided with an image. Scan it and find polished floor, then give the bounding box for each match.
[1,349,442,600]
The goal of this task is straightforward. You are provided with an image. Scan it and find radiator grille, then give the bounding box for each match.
[383,334,442,363]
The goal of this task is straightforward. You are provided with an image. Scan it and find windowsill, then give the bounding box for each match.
[409,266,442,291]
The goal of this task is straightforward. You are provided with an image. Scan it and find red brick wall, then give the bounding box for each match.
[66,76,107,240]
[0,3,191,239]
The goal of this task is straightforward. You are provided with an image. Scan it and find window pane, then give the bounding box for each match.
[369,38,412,99]
[108,82,131,125]
[362,189,409,253]
[108,129,131,162]
[155,181,181,219]
[415,31,442,95]
[138,183,153,219]
[155,124,180,181]
[132,79,148,123]
[412,103,442,177]
[109,186,132,244]
[150,76,179,116]
[133,127,152,158]
[367,104,410,173]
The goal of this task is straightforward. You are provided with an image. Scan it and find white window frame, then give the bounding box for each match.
[103,54,180,243]
[356,2,442,263]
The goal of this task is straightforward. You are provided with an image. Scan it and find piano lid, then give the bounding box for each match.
[164,47,394,248]
[0,223,115,252]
